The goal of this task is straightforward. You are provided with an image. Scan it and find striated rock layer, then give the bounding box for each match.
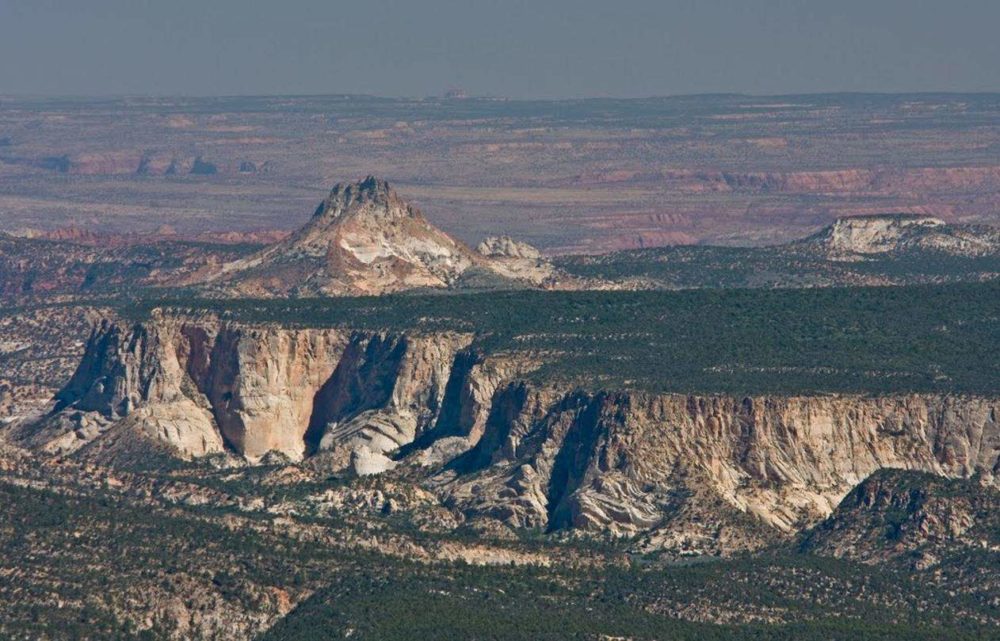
[441,390,999,546]
[15,313,1000,552]
[23,312,475,463]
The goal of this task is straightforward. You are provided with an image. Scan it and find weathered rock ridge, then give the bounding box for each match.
[442,390,999,546]
[18,314,1000,551]
[800,468,1000,567]
[806,213,1000,258]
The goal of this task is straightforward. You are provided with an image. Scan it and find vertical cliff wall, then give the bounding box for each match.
[39,314,475,462]
[443,391,1000,544]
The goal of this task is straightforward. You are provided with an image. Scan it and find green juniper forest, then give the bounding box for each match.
[554,239,1000,289]
[2,470,998,641]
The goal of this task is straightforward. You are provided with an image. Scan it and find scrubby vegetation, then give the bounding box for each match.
[264,552,998,641]
[555,243,1000,288]
[1,474,997,641]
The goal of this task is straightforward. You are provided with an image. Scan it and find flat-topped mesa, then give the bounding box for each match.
[832,213,946,228]
[313,176,414,222]
[800,212,1000,258]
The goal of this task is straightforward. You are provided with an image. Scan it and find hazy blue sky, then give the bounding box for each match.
[1,0,997,97]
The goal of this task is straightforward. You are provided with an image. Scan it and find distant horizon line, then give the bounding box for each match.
[2,90,999,102]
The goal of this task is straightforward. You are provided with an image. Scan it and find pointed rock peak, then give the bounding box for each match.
[334,175,393,200]
[313,176,411,220]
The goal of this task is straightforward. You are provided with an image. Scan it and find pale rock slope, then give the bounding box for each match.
[17,313,477,464]
[477,236,543,259]
[442,390,999,554]
[809,213,1000,258]
[476,235,558,285]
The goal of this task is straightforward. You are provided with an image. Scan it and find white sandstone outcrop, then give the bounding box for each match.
[28,313,476,463]
[811,213,1000,258]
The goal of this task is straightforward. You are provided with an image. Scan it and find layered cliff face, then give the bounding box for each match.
[20,313,1000,552]
[26,314,477,463]
[441,391,1000,550]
